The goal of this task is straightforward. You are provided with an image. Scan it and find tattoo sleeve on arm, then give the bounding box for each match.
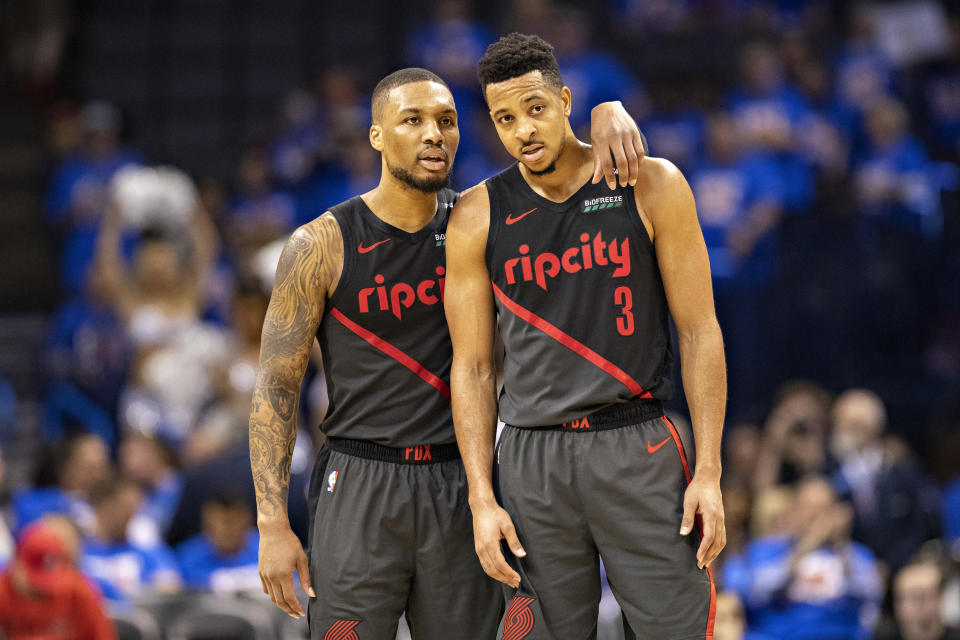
[249,214,343,522]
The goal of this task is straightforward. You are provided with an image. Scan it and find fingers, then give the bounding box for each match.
[609,142,629,189]
[477,539,521,588]
[700,511,727,569]
[502,519,527,559]
[277,572,306,618]
[591,148,604,184]
[296,550,317,599]
[679,490,697,537]
[696,512,713,570]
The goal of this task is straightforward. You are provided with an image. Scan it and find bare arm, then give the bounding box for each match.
[444,184,524,588]
[250,213,342,616]
[639,158,727,569]
[589,101,648,190]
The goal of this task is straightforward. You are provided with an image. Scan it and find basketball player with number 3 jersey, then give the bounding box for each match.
[445,34,727,639]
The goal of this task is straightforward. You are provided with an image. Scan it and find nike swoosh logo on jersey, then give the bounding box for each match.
[505,208,538,225]
[358,239,390,254]
[647,437,671,454]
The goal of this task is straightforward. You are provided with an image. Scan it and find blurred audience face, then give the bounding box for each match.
[119,433,173,486]
[233,288,269,347]
[92,480,143,542]
[894,563,946,640]
[751,485,794,538]
[790,476,853,544]
[706,112,740,162]
[238,148,271,195]
[40,514,81,564]
[202,501,252,556]
[373,81,459,193]
[80,101,121,160]
[741,43,784,95]
[713,591,747,640]
[59,434,110,494]
[134,238,184,295]
[865,99,909,150]
[831,389,886,459]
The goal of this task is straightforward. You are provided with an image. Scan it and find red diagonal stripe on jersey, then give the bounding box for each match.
[330,308,451,400]
[492,283,652,398]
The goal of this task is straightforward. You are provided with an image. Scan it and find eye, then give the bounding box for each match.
[406,116,420,125]
[531,104,544,114]
[499,114,514,125]
[440,117,454,126]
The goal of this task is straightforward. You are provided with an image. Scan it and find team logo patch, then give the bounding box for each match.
[435,232,446,247]
[324,619,359,640]
[501,594,536,640]
[327,470,339,493]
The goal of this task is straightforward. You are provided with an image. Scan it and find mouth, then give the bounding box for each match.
[418,149,447,171]
[521,143,545,162]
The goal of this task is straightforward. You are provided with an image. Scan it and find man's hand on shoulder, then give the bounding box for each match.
[590,101,647,190]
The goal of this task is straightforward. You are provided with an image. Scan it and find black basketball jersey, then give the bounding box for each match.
[316,190,456,446]
[486,164,674,427]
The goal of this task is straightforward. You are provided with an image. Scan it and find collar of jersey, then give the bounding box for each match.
[504,163,607,212]
[354,194,448,243]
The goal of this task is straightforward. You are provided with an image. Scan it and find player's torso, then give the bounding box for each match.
[486,165,673,426]
[317,191,455,446]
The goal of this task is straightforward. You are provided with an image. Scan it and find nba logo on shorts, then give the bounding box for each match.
[327,470,339,493]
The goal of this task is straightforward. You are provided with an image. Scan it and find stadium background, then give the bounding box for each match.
[0,0,959,638]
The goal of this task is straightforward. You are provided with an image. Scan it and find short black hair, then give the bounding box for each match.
[477,33,563,100]
[371,67,449,123]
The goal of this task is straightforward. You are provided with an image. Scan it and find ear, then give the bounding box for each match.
[560,86,572,118]
[369,124,383,151]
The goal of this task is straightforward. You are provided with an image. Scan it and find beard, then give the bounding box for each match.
[387,161,450,193]
[524,138,565,176]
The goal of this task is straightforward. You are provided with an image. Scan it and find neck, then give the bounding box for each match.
[361,167,440,233]
[518,132,594,202]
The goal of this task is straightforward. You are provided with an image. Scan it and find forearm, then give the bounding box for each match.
[677,320,726,478]
[249,371,300,525]
[451,359,499,506]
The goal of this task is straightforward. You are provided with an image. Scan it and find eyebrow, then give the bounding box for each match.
[492,94,545,118]
[397,107,456,116]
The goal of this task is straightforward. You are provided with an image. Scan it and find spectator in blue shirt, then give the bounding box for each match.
[176,492,259,593]
[81,476,181,601]
[728,41,814,213]
[689,111,784,417]
[639,87,705,173]
[725,476,883,640]
[13,433,111,536]
[118,432,182,545]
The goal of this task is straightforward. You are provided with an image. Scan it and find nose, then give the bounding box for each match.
[422,119,443,145]
[515,117,536,141]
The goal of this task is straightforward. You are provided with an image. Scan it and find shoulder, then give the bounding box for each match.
[634,157,694,219]
[294,212,342,249]
[448,182,491,234]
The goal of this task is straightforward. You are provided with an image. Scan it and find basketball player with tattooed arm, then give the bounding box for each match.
[444,34,726,640]
[249,65,647,639]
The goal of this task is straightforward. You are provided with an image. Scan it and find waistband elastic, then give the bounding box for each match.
[325,437,460,464]
[516,397,664,432]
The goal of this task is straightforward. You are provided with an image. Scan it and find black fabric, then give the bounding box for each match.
[485,164,674,427]
[495,418,714,640]
[317,191,458,447]
[308,451,502,640]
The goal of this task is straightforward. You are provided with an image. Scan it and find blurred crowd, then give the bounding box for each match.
[1,0,960,639]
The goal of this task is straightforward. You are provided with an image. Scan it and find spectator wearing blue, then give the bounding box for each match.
[45,101,142,293]
[727,41,814,214]
[44,263,129,447]
[920,39,960,162]
[118,432,182,545]
[13,433,111,536]
[176,491,259,593]
[688,111,784,417]
[639,87,706,173]
[829,390,941,573]
[944,477,960,547]
[549,5,649,135]
[725,476,883,640]
[81,476,181,601]
[229,147,297,251]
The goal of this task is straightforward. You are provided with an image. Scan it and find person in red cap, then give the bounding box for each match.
[0,521,117,640]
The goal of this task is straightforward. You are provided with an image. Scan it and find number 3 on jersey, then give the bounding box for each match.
[614,286,634,336]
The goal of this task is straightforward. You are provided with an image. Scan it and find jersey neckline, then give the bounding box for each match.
[354,193,449,242]
[504,163,607,212]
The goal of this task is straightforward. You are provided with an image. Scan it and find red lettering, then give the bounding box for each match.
[505,258,520,285]
[359,287,375,313]
[561,247,581,273]
[417,280,438,305]
[533,252,560,290]
[390,283,416,319]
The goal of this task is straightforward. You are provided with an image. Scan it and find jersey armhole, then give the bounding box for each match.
[622,185,656,259]
[484,179,501,273]
[325,208,353,309]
